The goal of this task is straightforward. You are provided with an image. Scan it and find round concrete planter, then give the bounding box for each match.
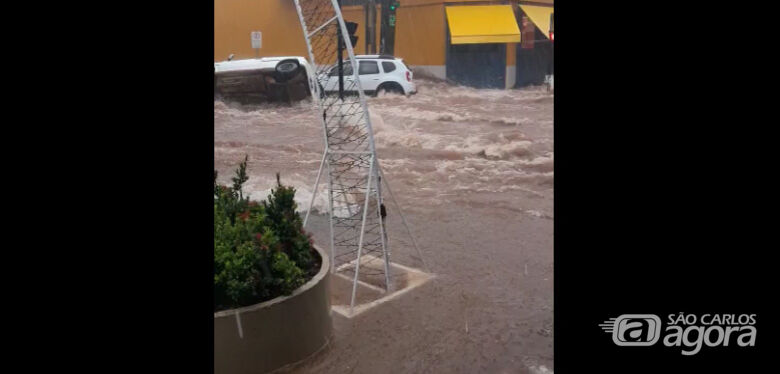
[214,245,332,374]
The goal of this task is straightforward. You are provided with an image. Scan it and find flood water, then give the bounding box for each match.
[215,79,554,373]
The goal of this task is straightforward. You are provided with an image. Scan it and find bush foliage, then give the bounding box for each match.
[214,156,318,312]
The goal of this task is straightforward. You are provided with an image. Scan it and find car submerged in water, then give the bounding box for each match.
[320,55,416,96]
[214,54,415,104]
[214,56,316,104]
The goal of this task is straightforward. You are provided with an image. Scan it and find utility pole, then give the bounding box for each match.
[337,0,345,99]
[365,0,377,54]
[379,0,389,55]
[379,0,398,55]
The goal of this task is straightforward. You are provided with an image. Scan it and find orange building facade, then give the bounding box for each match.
[215,0,552,89]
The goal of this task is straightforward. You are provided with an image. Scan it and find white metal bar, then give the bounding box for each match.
[327,159,336,273]
[329,150,374,155]
[292,0,322,102]
[328,0,379,156]
[303,148,328,228]
[374,160,392,292]
[293,1,334,269]
[378,164,430,272]
[350,155,375,313]
[307,15,338,38]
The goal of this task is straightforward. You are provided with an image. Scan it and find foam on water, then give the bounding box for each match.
[529,365,554,374]
[215,78,554,215]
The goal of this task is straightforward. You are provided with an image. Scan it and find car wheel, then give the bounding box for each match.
[275,59,301,82]
[376,82,404,97]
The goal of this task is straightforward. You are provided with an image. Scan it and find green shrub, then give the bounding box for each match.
[264,174,316,273]
[214,156,316,312]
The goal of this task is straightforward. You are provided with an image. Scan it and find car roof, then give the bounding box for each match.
[355,54,398,60]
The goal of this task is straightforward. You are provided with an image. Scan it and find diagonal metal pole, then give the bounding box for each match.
[292,0,321,102]
[303,148,328,228]
[330,0,380,154]
[350,155,375,314]
[374,161,392,292]
[326,158,336,273]
[337,0,344,100]
[378,163,430,273]
[295,0,333,232]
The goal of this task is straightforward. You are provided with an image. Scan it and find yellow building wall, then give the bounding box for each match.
[394,3,446,66]
[214,0,306,61]
[214,1,381,61]
[214,0,522,86]
[395,1,522,67]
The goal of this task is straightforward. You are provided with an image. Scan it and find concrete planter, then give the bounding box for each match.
[214,245,332,374]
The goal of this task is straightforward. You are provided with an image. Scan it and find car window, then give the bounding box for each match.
[329,64,353,76]
[382,61,396,73]
[359,61,379,75]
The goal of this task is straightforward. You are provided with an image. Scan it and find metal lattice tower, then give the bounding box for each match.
[294,0,394,313]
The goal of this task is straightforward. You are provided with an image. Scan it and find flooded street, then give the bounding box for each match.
[215,79,554,373]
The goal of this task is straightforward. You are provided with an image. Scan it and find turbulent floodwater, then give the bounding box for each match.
[215,79,554,373]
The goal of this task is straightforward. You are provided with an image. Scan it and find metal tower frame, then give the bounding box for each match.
[294,0,388,314]
[293,0,426,314]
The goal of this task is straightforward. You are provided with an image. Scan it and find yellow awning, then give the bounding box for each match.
[445,5,521,44]
[519,4,554,39]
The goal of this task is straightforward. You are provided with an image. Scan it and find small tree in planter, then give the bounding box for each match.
[263,174,316,274]
[214,156,318,312]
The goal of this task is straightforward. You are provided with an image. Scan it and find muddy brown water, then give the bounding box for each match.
[215,79,554,373]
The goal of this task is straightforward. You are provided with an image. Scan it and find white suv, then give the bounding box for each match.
[320,55,416,96]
